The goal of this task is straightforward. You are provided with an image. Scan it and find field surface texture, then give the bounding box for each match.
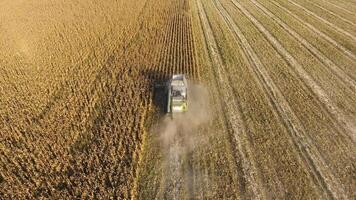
[0,0,355,199]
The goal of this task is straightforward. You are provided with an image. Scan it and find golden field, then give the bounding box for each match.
[1,0,355,199]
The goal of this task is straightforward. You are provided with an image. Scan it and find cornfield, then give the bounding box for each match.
[1,0,355,199]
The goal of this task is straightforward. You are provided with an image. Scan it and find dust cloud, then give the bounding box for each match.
[155,82,213,198]
[159,82,212,151]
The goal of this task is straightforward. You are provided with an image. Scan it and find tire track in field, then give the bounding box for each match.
[305,0,356,27]
[231,0,356,143]
[268,0,356,62]
[215,0,347,198]
[248,0,356,95]
[322,0,356,15]
[192,2,243,197]
[182,3,200,197]
[153,1,199,199]
[135,9,173,198]
[319,0,356,17]
[153,5,180,199]
[187,0,245,198]
[285,0,356,42]
[195,16,247,197]
[197,0,265,198]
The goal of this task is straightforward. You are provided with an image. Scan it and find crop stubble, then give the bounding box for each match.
[1,0,355,199]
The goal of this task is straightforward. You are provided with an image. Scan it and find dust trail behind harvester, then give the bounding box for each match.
[157,83,212,199]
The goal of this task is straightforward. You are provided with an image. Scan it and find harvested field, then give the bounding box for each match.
[1,0,355,199]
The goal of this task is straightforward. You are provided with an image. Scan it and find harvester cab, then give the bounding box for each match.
[167,74,188,113]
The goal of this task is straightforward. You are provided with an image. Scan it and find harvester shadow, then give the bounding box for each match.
[153,85,168,115]
[140,68,170,115]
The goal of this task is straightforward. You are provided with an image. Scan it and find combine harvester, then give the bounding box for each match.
[167,74,188,114]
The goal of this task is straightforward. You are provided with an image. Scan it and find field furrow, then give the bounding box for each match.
[230,0,356,142]
[271,0,356,54]
[197,0,265,198]
[305,0,356,27]
[214,0,347,198]
[249,0,356,90]
[314,0,356,17]
[220,0,355,197]
[192,2,249,198]
[262,0,356,68]
[286,0,356,40]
